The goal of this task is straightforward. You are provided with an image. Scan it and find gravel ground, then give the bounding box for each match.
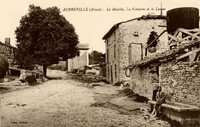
[0,70,171,127]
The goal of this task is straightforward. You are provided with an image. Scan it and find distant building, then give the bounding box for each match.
[67,43,89,72]
[102,15,167,84]
[0,38,17,64]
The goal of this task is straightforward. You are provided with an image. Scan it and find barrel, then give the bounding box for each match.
[167,7,199,34]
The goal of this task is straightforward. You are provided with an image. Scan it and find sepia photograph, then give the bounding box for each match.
[0,0,200,127]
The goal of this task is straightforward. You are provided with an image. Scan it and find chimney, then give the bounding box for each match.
[5,38,10,45]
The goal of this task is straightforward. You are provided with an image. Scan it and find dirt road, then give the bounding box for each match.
[0,72,170,127]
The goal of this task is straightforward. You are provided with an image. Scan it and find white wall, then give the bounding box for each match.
[68,50,89,72]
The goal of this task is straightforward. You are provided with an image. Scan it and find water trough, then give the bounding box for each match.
[148,100,200,127]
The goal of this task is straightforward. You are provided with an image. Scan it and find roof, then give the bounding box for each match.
[102,15,166,40]
[0,41,16,49]
[124,40,200,69]
[77,43,89,50]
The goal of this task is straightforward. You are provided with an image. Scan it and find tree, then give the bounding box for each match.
[0,55,9,79]
[89,50,105,65]
[15,5,79,77]
[89,51,106,76]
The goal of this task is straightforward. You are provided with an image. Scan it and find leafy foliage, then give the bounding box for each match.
[0,55,9,79]
[89,50,105,65]
[89,51,106,76]
[15,5,79,76]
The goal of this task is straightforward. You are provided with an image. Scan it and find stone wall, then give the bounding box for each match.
[160,61,200,106]
[105,28,121,83]
[105,18,167,84]
[118,19,167,83]
[130,66,151,98]
[130,64,160,99]
[0,42,16,64]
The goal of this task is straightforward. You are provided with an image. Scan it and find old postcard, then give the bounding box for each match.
[0,0,200,127]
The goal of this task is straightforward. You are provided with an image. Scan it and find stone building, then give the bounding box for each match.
[0,38,17,64]
[126,40,200,106]
[125,7,200,106]
[67,43,89,72]
[103,15,167,84]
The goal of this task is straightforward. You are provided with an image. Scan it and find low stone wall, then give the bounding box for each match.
[160,61,200,106]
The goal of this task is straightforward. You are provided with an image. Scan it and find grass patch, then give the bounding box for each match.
[0,87,11,94]
[90,102,141,115]
[118,88,149,103]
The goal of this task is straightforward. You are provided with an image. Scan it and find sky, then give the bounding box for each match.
[0,0,199,53]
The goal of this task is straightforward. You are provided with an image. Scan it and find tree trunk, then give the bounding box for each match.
[43,65,47,77]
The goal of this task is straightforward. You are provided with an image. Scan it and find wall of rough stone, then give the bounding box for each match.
[160,61,200,106]
[130,64,160,99]
[119,19,167,83]
[0,42,16,64]
[105,18,168,84]
[105,28,121,83]
[130,66,151,98]
[120,19,168,61]
[105,18,200,84]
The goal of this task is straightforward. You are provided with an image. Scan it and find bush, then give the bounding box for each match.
[24,75,37,85]
[0,55,9,79]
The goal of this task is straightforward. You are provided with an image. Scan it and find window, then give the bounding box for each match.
[106,40,108,46]
[115,64,117,78]
[107,66,109,79]
[133,31,139,36]
[147,31,159,47]
[114,45,116,58]
[149,65,159,83]
[113,31,116,40]
[107,49,109,63]
[147,31,159,53]
[111,65,113,83]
